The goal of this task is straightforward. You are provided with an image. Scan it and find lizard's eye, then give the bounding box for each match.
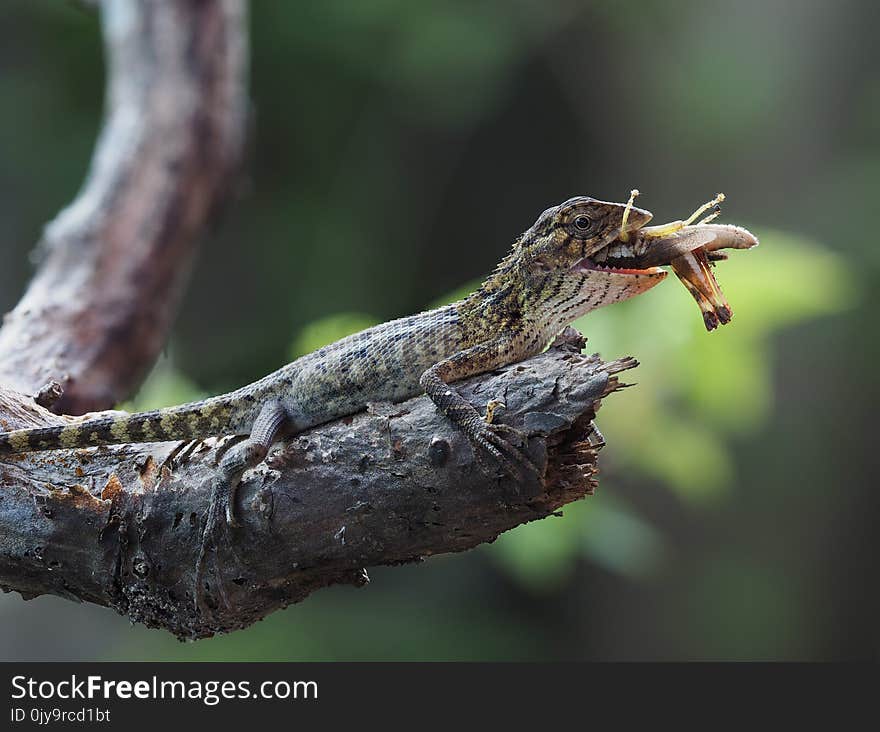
[572,215,593,234]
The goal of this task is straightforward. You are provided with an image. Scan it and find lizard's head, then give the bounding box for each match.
[514,196,667,316]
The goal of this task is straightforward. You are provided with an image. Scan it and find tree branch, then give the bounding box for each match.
[0,331,635,639]
[0,1,638,641]
[0,0,248,414]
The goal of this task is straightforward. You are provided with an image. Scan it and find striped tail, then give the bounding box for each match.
[0,399,239,456]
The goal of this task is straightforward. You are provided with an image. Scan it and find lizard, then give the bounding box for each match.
[0,193,743,613]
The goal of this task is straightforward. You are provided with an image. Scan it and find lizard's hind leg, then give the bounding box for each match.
[194,401,289,614]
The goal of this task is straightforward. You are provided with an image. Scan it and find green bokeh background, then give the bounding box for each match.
[0,0,876,660]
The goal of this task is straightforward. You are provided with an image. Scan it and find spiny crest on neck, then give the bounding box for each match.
[480,235,528,294]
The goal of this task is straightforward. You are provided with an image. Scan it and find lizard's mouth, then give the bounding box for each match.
[574,227,665,276]
[584,222,759,329]
[574,258,665,276]
[579,221,757,275]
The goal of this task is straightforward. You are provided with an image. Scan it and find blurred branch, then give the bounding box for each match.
[0,0,248,414]
[0,334,634,639]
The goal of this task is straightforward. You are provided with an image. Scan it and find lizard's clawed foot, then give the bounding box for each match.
[473,421,541,482]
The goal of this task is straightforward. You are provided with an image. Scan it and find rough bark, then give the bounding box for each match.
[0,0,248,414]
[0,333,635,639]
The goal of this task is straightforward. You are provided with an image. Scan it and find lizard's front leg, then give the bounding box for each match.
[194,400,289,613]
[420,339,540,480]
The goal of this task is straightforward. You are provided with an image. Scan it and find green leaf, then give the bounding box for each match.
[579,497,667,578]
[489,507,583,592]
[490,497,667,589]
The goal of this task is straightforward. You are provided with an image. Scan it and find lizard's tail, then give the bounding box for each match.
[0,398,240,457]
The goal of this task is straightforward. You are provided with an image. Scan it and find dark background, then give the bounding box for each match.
[0,0,876,660]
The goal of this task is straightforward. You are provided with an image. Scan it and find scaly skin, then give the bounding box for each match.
[0,197,664,458]
[0,196,669,612]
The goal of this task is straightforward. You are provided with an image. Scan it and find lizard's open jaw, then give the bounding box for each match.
[575,258,665,276]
